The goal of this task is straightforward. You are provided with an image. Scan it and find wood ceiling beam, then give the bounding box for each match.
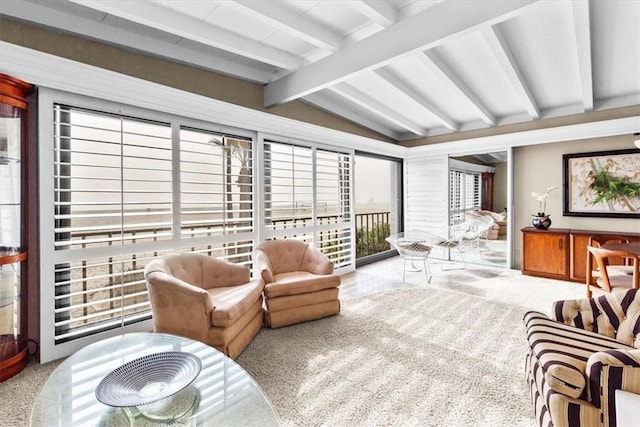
[350,0,397,27]
[264,0,540,107]
[417,52,496,126]
[329,84,429,136]
[228,1,343,52]
[481,26,540,120]
[571,0,594,112]
[373,68,458,131]
[1,1,273,83]
[69,0,303,69]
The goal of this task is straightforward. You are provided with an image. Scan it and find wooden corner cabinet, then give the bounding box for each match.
[0,74,33,382]
[521,227,640,283]
[521,227,570,280]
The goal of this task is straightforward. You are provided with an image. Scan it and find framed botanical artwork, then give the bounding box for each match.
[563,148,640,218]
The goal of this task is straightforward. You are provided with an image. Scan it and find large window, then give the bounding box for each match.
[44,103,257,359]
[53,105,173,343]
[40,97,357,361]
[263,140,353,268]
[179,128,254,266]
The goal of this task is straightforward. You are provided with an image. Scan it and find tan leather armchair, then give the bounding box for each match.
[253,240,341,328]
[144,253,264,359]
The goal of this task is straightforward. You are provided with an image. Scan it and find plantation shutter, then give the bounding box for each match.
[180,128,254,238]
[52,104,172,343]
[262,140,354,270]
[263,141,313,230]
[405,155,449,237]
[448,167,481,225]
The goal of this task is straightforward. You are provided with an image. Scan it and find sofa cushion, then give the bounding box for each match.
[524,311,632,399]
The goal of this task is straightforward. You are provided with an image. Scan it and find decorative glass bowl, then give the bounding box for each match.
[95,351,202,407]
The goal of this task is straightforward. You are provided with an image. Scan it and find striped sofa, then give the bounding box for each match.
[524,288,640,427]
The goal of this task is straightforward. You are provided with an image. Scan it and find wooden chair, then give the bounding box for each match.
[585,245,639,297]
[588,235,632,266]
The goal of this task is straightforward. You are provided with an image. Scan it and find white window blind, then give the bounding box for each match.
[52,105,173,343]
[263,140,354,269]
[263,141,313,230]
[449,169,480,225]
[180,128,253,237]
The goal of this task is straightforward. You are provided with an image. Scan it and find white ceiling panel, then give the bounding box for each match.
[261,30,317,58]
[304,1,374,37]
[154,0,220,21]
[386,55,482,125]
[591,0,640,100]
[201,3,279,41]
[345,72,444,130]
[5,0,638,143]
[432,31,524,117]
[497,1,582,110]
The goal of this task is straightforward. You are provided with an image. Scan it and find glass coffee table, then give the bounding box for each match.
[30,333,281,426]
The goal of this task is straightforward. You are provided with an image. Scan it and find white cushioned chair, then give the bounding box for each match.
[144,253,264,359]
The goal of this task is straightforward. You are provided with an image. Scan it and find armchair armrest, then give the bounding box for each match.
[302,244,334,275]
[586,349,640,425]
[145,270,215,342]
[253,249,275,284]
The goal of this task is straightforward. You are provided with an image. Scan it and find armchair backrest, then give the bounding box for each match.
[254,240,334,283]
[145,253,250,289]
[553,288,640,348]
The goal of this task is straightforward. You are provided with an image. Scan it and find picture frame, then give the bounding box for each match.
[562,148,640,218]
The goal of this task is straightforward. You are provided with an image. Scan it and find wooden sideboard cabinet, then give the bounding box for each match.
[521,227,570,280]
[522,227,640,282]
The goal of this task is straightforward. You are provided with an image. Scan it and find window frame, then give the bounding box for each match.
[38,89,259,361]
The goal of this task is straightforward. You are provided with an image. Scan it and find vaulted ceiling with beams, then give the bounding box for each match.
[4,0,639,142]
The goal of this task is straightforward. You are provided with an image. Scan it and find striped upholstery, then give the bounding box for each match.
[524,289,640,427]
[552,289,640,346]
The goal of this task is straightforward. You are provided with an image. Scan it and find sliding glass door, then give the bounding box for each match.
[354,153,402,265]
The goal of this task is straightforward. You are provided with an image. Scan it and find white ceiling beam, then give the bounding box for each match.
[228,1,343,51]
[264,0,540,107]
[69,0,303,69]
[329,84,429,136]
[350,0,397,27]
[0,0,273,83]
[571,0,594,112]
[481,26,540,120]
[373,68,458,131]
[416,52,496,126]
[303,93,401,140]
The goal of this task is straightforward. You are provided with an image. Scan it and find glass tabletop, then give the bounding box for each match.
[30,333,281,426]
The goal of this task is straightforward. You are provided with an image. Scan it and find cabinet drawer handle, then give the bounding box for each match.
[559,239,563,251]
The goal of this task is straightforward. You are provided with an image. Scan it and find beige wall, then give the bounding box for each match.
[512,134,640,268]
[493,161,508,213]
